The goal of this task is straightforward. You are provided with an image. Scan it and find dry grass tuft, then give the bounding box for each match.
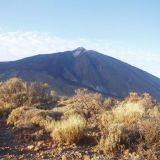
[101,102,144,129]
[51,114,86,144]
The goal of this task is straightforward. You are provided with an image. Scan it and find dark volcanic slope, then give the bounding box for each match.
[0,47,160,100]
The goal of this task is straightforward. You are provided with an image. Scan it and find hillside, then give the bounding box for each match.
[0,47,160,100]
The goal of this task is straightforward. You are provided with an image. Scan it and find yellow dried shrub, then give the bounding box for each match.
[51,114,86,144]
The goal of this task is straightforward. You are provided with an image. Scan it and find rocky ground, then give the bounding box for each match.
[0,119,102,160]
[0,79,159,160]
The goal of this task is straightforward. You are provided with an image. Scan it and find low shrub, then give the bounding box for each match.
[98,93,160,159]
[140,117,160,147]
[7,106,61,128]
[7,106,41,127]
[98,123,141,154]
[0,78,57,117]
[0,78,28,117]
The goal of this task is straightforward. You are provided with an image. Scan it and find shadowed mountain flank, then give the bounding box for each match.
[0,47,160,100]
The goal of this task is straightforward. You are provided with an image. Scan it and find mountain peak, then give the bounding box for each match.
[74,47,86,52]
[73,47,87,57]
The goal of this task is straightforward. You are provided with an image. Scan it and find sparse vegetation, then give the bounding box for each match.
[0,78,160,159]
[98,93,160,159]
[0,78,57,117]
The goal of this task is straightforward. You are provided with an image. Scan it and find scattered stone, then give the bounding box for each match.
[83,155,90,160]
[34,146,40,151]
[62,155,67,160]
[37,141,43,147]
[52,144,57,148]
[39,152,43,156]
[58,147,63,153]
[75,151,82,158]
[48,142,52,147]
[27,145,34,150]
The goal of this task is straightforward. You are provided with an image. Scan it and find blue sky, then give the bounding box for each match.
[0,0,160,77]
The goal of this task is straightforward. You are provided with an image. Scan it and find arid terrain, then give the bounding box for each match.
[0,78,160,160]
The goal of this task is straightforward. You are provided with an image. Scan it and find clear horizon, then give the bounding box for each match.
[0,0,160,78]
